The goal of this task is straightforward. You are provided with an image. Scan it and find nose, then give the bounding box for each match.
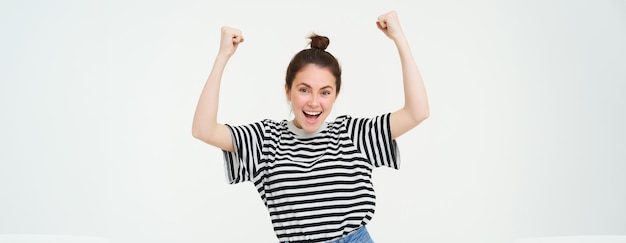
[308,94,320,107]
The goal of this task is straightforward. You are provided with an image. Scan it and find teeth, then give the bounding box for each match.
[304,111,321,116]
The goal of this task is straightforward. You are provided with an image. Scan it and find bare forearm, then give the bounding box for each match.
[395,37,430,123]
[191,53,237,152]
[192,54,229,142]
[377,11,429,138]
[192,26,242,151]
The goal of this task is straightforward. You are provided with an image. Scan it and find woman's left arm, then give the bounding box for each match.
[377,10,430,139]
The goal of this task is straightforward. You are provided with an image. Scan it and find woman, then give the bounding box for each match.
[192,10,429,243]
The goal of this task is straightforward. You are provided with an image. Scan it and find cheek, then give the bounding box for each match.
[291,94,307,108]
[322,98,336,109]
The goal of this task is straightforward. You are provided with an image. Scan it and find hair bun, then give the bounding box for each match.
[309,34,330,50]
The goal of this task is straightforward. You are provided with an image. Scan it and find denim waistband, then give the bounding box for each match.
[281,226,374,243]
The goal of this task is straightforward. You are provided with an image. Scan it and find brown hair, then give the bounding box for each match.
[285,34,342,93]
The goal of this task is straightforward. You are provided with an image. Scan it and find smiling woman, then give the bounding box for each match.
[288,64,336,133]
[191,10,429,243]
[285,34,340,134]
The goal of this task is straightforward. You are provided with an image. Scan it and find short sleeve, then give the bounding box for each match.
[345,113,400,169]
[222,121,265,184]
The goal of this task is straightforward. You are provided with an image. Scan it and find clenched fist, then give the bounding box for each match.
[376,11,406,42]
[219,26,244,58]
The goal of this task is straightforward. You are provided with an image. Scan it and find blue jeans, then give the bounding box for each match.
[283,226,374,243]
[327,226,374,243]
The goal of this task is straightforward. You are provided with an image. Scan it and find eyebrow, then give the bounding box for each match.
[297,83,335,90]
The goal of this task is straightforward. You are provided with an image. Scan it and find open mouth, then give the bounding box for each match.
[303,111,322,121]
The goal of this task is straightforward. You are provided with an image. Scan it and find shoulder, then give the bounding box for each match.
[260,118,286,127]
[259,119,289,136]
[327,115,356,134]
[227,119,287,134]
[329,113,392,129]
[329,115,351,127]
[333,115,353,122]
[330,113,391,123]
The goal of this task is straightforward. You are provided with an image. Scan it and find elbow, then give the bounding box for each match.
[191,124,207,141]
[412,108,430,126]
[191,129,203,141]
[191,128,201,140]
[192,128,212,145]
[405,101,429,126]
[421,109,430,121]
[192,123,221,146]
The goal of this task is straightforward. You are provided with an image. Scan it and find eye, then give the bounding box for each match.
[321,90,332,96]
[299,87,309,93]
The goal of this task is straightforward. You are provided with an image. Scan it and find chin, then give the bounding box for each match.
[301,123,321,134]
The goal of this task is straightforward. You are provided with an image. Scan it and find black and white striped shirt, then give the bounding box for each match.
[223,113,400,243]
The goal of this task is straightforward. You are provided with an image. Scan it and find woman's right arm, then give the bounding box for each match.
[192,26,244,152]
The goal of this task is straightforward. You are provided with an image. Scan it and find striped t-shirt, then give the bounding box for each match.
[222,113,400,243]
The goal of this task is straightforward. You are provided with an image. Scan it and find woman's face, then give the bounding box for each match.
[286,64,338,134]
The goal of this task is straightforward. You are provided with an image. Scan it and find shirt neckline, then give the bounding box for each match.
[286,120,328,138]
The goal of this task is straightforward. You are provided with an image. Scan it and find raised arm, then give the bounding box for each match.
[376,11,430,139]
[192,26,244,152]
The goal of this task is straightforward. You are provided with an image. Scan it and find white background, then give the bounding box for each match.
[1,0,625,242]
